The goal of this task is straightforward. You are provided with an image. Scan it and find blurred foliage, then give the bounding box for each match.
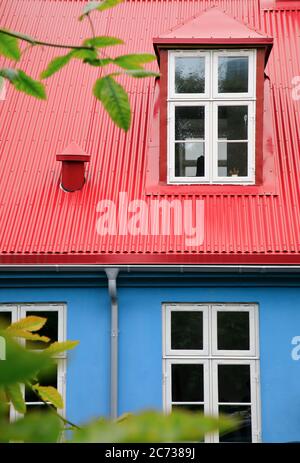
[0,1,159,131]
[0,314,237,443]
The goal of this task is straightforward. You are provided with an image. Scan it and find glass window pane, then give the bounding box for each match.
[0,312,11,329]
[175,106,205,140]
[219,405,252,442]
[172,404,204,413]
[171,311,203,350]
[218,142,248,177]
[218,364,251,403]
[172,364,204,402]
[26,404,51,414]
[25,364,57,402]
[175,143,205,177]
[25,311,58,349]
[217,311,250,350]
[175,57,205,94]
[218,56,249,93]
[218,106,248,140]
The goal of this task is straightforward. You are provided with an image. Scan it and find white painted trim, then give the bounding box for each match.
[213,49,256,99]
[162,302,261,443]
[211,304,258,356]
[0,303,67,421]
[168,50,210,99]
[167,49,257,185]
[164,303,209,356]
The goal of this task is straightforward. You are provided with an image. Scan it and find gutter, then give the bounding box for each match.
[1,264,300,273]
[105,268,119,420]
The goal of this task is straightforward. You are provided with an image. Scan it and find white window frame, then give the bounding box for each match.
[167,49,256,185]
[213,50,256,99]
[211,304,258,356]
[0,303,67,422]
[163,303,261,443]
[169,50,210,99]
[169,101,210,182]
[165,303,209,356]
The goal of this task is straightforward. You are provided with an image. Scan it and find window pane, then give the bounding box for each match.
[217,311,250,350]
[171,311,203,350]
[218,142,248,177]
[218,364,251,403]
[0,312,11,329]
[219,405,252,442]
[25,310,58,349]
[175,57,205,94]
[175,106,205,140]
[172,404,204,413]
[26,404,51,414]
[172,364,204,402]
[25,364,57,402]
[218,56,249,93]
[218,106,248,140]
[175,143,205,177]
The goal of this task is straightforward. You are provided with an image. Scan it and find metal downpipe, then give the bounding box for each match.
[105,268,119,420]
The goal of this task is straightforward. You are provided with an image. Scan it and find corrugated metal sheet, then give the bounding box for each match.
[0,0,299,264]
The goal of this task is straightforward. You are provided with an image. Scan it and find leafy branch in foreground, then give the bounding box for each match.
[0,0,159,131]
[0,313,238,442]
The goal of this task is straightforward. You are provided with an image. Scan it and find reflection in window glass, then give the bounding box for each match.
[217,312,250,350]
[175,143,205,177]
[218,106,248,140]
[218,56,249,93]
[218,142,248,177]
[172,364,204,402]
[171,311,203,350]
[175,106,205,140]
[218,364,251,403]
[219,405,252,442]
[175,57,205,94]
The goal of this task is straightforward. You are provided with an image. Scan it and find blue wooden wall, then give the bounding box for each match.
[0,271,300,442]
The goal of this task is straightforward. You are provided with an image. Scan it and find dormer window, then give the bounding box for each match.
[168,50,256,184]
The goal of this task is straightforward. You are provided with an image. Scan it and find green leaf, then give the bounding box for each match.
[114,53,156,70]
[0,67,19,82]
[71,49,98,61]
[72,410,237,443]
[125,70,160,79]
[0,30,21,61]
[84,58,113,67]
[0,411,62,443]
[46,340,79,356]
[93,75,130,131]
[0,335,54,386]
[7,316,47,332]
[79,0,123,20]
[5,383,26,414]
[32,385,64,409]
[96,0,124,12]
[40,52,74,79]
[84,36,123,48]
[6,329,50,343]
[5,70,46,99]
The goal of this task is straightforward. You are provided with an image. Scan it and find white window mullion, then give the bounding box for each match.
[163,303,261,443]
[167,49,256,185]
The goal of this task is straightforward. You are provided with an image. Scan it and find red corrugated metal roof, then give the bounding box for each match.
[0,0,300,265]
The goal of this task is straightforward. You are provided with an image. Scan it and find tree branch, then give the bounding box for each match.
[26,382,81,430]
[0,29,92,51]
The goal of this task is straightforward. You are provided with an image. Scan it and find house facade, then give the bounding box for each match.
[0,0,300,442]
